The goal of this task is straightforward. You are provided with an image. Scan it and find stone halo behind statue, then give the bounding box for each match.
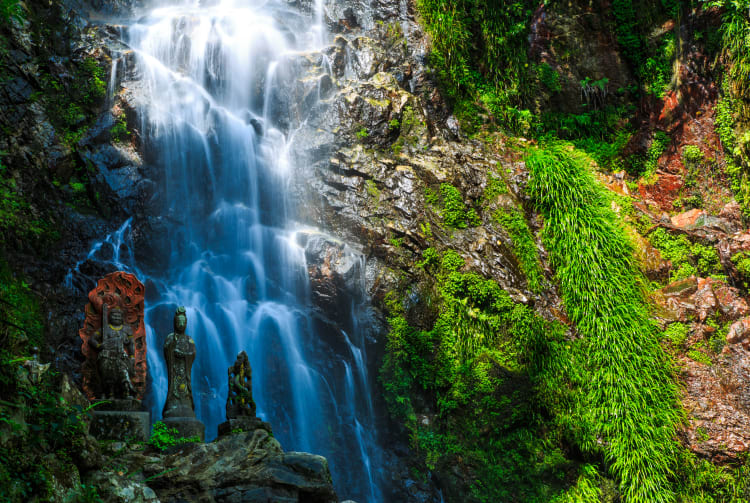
[79,271,150,442]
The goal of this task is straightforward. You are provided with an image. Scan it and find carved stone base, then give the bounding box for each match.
[163,416,205,442]
[217,417,273,437]
[91,410,151,442]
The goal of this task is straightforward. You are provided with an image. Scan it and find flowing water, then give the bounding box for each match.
[70,0,384,500]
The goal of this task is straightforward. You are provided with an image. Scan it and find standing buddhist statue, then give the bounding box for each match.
[162,306,205,440]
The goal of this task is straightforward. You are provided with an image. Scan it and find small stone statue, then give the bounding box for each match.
[218,350,271,437]
[93,304,136,399]
[162,306,204,440]
[226,351,256,419]
[20,347,50,386]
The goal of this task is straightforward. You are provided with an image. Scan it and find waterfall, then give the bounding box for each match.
[71,1,385,500]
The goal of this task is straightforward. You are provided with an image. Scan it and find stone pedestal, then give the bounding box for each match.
[164,416,205,441]
[90,398,150,442]
[217,416,272,437]
[91,410,151,442]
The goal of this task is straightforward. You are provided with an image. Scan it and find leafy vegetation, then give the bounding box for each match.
[381,249,578,501]
[526,144,681,502]
[0,261,95,501]
[642,131,671,180]
[649,227,722,281]
[148,421,201,451]
[110,113,130,143]
[0,0,20,22]
[0,159,49,242]
[415,0,537,132]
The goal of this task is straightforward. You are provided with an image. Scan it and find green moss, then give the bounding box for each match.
[715,93,737,153]
[365,179,380,199]
[440,183,480,229]
[687,349,712,366]
[0,0,21,22]
[148,421,201,451]
[664,322,689,348]
[642,131,670,180]
[674,450,750,501]
[414,0,537,133]
[537,63,562,93]
[381,246,576,501]
[526,143,681,502]
[482,172,507,204]
[682,145,704,165]
[0,161,48,241]
[391,105,422,154]
[649,228,721,282]
[642,33,676,98]
[424,186,440,206]
[493,207,544,293]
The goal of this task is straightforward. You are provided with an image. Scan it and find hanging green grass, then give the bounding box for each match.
[526,143,682,502]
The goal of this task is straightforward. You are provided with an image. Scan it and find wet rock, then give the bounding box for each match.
[141,429,338,502]
[670,208,737,235]
[630,231,669,280]
[683,339,750,462]
[713,282,749,321]
[671,208,706,229]
[726,317,750,346]
[694,277,717,322]
[83,471,159,503]
[655,277,748,324]
[299,231,363,319]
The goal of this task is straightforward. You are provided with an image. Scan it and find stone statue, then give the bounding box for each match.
[226,351,256,419]
[218,350,271,436]
[79,272,150,442]
[162,306,205,440]
[79,271,147,401]
[93,304,135,399]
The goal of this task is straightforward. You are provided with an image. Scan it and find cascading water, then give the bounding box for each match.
[70,0,385,500]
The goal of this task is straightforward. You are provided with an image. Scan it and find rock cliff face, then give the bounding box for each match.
[291,0,750,497]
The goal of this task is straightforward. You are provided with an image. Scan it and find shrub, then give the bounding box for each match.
[148,421,200,451]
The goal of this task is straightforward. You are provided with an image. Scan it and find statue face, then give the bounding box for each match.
[175,314,187,333]
[109,309,123,326]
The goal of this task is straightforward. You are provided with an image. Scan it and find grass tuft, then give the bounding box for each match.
[526,143,682,503]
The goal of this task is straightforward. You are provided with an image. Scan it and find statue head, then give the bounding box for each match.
[174,306,187,334]
[109,308,124,327]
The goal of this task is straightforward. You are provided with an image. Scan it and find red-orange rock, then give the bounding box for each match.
[638,173,683,212]
[671,208,706,229]
[694,277,717,322]
[726,317,750,346]
[713,283,749,321]
[79,272,147,401]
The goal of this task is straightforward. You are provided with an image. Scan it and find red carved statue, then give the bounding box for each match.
[79,271,147,401]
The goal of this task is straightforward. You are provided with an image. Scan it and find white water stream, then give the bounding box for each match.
[69,1,384,500]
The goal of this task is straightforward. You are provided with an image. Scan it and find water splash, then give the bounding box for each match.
[69,0,384,500]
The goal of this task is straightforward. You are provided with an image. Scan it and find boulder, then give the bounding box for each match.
[141,429,338,502]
